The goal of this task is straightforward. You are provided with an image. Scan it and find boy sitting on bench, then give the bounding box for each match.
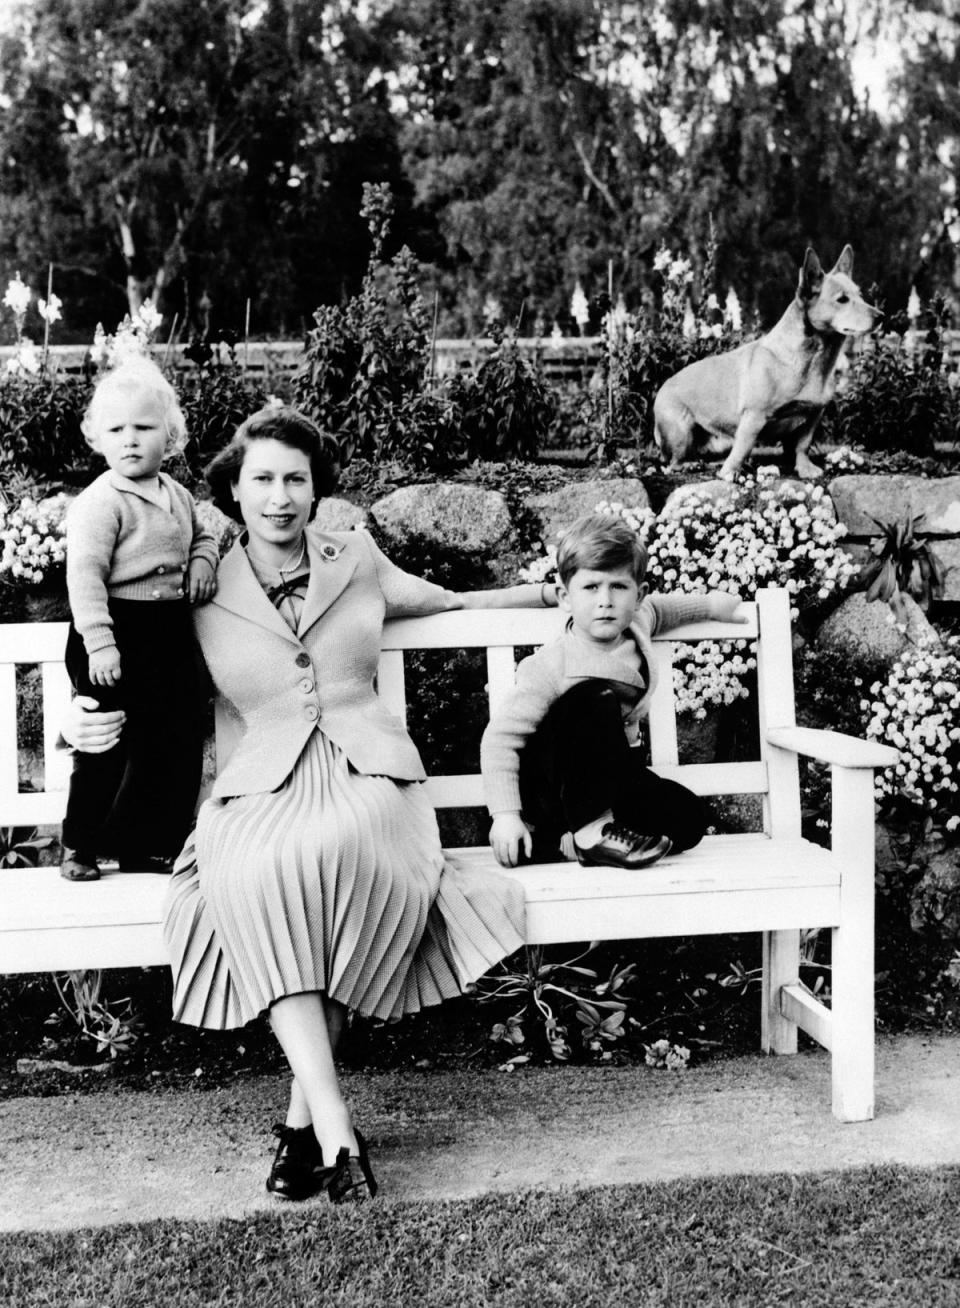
[481,513,748,870]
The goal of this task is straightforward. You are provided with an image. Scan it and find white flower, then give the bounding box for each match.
[653,247,672,274]
[37,293,63,325]
[135,299,163,336]
[3,272,31,317]
[6,340,41,375]
[724,287,742,331]
[570,281,589,328]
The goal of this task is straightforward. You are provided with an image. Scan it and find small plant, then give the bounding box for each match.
[51,969,140,1060]
[478,945,636,1065]
[643,1038,691,1070]
[447,320,557,462]
[858,512,945,615]
[0,824,53,867]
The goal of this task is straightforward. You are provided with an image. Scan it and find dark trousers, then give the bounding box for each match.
[518,682,707,858]
[63,599,205,860]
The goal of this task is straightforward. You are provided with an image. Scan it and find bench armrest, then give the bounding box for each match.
[766,726,898,771]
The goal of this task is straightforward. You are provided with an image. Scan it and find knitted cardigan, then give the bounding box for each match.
[66,470,219,654]
[480,591,733,816]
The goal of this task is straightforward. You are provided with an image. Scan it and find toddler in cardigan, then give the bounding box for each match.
[481,513,748,870]
[60,357,219,882]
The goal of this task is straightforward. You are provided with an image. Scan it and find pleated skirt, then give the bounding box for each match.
[162,730,526,1030]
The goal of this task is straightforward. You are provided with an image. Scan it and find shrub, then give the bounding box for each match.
[864,640,960,832]
[446,321,558,461]
[827,298,960,456]
[294,183,459,469]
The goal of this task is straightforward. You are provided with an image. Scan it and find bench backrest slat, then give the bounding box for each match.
[0,596,774,827]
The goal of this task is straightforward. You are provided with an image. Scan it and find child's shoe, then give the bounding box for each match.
[575,824,672,871]
[60,848,100,882]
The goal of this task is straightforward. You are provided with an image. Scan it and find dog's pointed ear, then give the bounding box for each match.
[831,244,854,275]
[799,248,824,299]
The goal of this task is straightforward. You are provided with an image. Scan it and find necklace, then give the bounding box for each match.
[247,534,306,576]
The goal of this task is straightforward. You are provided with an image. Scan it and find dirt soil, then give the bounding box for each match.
[1,1032,958,1233]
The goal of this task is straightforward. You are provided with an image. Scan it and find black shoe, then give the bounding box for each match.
[325,1129,378,1205]
[60,848,100,882]
[574,824,673,871]
[266,1123,326,1202]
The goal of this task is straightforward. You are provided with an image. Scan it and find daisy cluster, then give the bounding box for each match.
[645,472,858,618]
[863,641,960,831]
[0,495,68,587]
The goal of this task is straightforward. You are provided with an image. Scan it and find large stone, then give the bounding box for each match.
[934,538,960,603]
[813,591,940,672]
[370,482,517,559]
[527,478,650,544]
[910,846,960,945]
[314,496,368,532]
[828,475,960,538]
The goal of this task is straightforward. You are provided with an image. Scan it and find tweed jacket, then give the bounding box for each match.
[480,591,733,816]
[196,525,545,800]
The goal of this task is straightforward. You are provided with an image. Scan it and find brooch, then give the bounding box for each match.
[319,541,343,562]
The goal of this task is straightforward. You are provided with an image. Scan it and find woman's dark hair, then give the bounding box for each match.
[205,405,340,522]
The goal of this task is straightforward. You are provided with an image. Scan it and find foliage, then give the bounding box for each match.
[175,343,269,486]
[0,824,53,868]
[593,234,747,457]
[478,944,637,1065]
[294,183,459,469]
[0,373,90,481]
[828,302,960,456]
[51,969,140,1060]
[864,639,960,833]
[857,513,946,614]
[445,321,558,462]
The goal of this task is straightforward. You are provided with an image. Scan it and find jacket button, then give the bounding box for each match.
[295,652,311,668]
[151,589,161,598]
[304,705,319,721]
[156,565,165,574]
[299,678,314,693]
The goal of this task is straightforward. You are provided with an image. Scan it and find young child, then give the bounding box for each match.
[60,357,219,882]
[481,513,748,870]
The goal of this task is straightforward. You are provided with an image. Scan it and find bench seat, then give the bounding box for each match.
[1,833,838,971]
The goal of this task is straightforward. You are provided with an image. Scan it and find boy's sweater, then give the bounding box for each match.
[481,591,732,816]
[66,470,219,654]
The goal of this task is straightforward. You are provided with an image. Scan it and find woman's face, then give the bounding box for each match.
[232,438,314,560]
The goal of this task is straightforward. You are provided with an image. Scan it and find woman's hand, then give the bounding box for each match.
[62,695,126,753]
[489,811,533,868]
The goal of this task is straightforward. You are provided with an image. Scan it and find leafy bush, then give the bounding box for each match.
[0,373,90,482]
[175,346,269,488]
[446,322,558,461]
[294,183,459,468]
[827,299,960,455]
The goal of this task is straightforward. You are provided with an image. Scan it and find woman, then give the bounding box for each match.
[66,404,555,1205]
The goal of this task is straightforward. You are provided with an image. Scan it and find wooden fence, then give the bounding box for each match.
[2,331,958,386]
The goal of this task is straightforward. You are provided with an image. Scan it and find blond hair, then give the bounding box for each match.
[82,357,187,456]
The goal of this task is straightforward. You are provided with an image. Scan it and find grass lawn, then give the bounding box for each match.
[2,1165,958,1307]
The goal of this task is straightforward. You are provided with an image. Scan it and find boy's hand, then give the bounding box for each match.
[712,591,750,623]
[490,812,533,868]
[88,646,121,687]
[188,558,217,604]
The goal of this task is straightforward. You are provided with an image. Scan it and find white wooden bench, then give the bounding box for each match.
[0,588,896,1121]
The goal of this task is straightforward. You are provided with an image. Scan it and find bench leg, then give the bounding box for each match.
[829,767,876,1122]
[761,928,799,1054]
